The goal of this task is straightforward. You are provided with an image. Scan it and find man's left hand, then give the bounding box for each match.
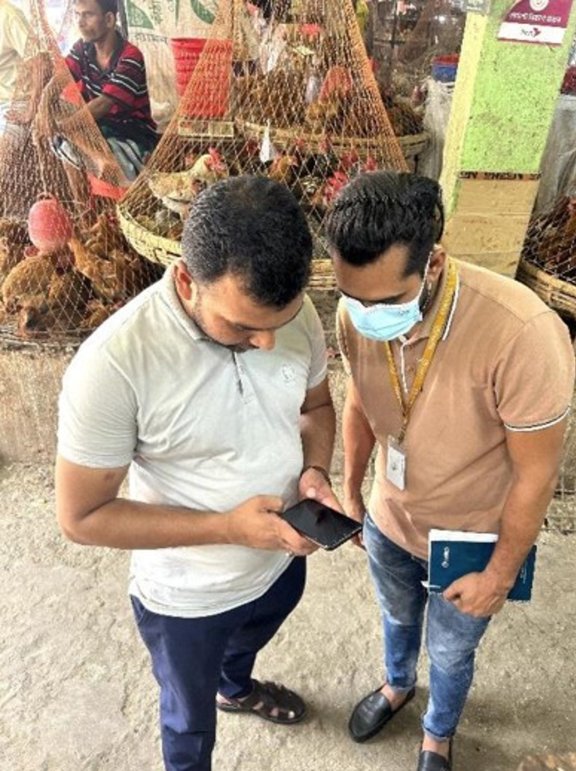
[298,467,343,513]
[443,571,510,617]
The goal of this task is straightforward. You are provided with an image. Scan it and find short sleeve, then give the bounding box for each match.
[494,311,575,431]
[57,346,138,468]
[65,42,83,81]
[303,296,328,389]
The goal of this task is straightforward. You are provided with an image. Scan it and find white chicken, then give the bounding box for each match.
[147,148,228,219]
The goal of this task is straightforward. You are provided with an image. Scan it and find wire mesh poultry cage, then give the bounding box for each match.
[117,0,414,291]
[0,0,162,347]
[516,193,576,530]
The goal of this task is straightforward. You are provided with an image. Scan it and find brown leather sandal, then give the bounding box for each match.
[216,679,307,725]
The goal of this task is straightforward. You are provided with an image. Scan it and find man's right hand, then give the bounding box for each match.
[225,495,318,555]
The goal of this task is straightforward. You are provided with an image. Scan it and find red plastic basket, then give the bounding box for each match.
[176,39,233,119]
[170,38,208,97]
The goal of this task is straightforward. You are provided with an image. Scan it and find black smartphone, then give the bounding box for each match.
[281,499,362,551]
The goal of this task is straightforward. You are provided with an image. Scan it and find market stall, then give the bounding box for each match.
[118,0,413,288]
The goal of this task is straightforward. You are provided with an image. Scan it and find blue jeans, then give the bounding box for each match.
[363,515,490,742]
[131,557,306,771]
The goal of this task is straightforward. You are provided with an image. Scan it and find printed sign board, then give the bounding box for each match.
[497,0,574,45]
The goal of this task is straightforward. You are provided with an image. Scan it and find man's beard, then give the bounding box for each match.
[190,301,256,354]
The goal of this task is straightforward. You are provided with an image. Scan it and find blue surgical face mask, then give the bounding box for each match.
[343,260,430,342]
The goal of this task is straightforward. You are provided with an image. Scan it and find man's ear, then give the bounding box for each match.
[174,260,197,302]
[428,245,447,282]
[105,12,116,30]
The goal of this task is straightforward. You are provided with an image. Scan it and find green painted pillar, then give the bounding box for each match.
[440,0,576,275]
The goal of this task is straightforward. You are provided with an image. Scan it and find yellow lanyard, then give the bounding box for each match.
[384,259,458,444]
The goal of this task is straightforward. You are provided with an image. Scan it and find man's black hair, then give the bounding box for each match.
[182,176,312,307]
[324,171,445,277]
[92,0,118,15]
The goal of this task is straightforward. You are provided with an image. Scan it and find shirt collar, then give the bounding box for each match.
[84,30,125,72]
[403,257,460,344]
[160,264,207,342]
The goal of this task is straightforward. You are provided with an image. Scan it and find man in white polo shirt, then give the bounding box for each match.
[55,176,338,771]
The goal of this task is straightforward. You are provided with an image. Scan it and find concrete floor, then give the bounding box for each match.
[1,361,576,771]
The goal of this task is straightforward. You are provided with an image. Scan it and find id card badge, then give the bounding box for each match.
[386,435,406,490]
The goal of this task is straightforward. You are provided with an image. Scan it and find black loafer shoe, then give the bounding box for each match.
[417,741,452,771]
[348,685,416,743]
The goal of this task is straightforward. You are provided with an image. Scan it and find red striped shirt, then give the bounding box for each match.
[65,32,156,141]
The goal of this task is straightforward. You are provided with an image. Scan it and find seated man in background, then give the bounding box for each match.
[57,0,157,180]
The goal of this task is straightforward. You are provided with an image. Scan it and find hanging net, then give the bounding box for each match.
[0,0,162,346]
[118,0,409,285]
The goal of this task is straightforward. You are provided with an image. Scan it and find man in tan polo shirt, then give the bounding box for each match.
[325,171,575,771]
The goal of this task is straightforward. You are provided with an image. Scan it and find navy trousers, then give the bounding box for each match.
[131,557,306,771]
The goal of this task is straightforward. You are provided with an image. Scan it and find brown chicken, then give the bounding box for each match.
[0,218,28,243]
[84,212,126,256]
[1,254,57,312]
[69,238,154,303]
[8,264,92,337]
[0,237,26,286]
[17,295,87,338]
[309,170,349,214]
[267,154,299,186]
[79,299,117,330]
[48,269,92,315]
[69,237,120,301]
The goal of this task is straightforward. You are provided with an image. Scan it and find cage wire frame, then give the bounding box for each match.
[117,0,414,279]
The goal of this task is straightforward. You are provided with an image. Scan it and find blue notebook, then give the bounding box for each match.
[427,529,537,602]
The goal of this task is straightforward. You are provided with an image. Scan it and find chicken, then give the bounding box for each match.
[79,299,117,330]
[533,197,576,272]
[17,295,87,338]
[147,147,228,219]
[267,154,299,185]
[304,95,343,133]
[318,66,353,102]
[0,218,28,243]
[8,263,93,337]
[110,250,156,302]
[69,238,156,303]
[1,254,56,312]
[147,172,208,218]
[0,237,26,287]
[84,212,126,256]
[69,237,120,301]
[189,147,228,184]
[309,171,349,213]
[47,269,92,316]
[338,150,360,174]
[381,91,424,137]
